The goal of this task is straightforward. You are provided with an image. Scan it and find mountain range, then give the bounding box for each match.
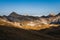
[0,12,60,30]
[0,12,60,24]
[0,12,60,40]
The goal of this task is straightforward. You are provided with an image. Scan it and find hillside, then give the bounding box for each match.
[0,12,60,30]
[2,12,60,24]
[0,25,60,40]
[0,12,60,40]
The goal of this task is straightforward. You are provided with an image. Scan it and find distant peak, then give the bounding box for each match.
[9,12,18,15]
[56,13,60,16]
[8,12,19,17]
[48,13,56,17]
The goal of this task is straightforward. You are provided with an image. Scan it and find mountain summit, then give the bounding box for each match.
[9,12,20,17]
[56,13,60,16]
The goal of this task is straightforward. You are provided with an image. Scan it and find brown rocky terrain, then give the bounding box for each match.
[0,12,60,30]
[0,12,60,40]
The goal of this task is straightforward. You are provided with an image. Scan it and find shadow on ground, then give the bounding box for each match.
[0,25,60,40]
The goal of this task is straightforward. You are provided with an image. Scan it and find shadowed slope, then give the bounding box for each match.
[0,25,60,40]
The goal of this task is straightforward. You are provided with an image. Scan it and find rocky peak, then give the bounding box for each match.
[56,13,60,16]
[48,13,56,17]
[8,12,20,17]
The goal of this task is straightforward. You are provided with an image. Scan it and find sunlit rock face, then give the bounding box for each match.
[27,22,36,26]
[39,18,48,24]
[51,16,60,24]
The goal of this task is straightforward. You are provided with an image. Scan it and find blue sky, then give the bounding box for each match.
[0,0,60,16]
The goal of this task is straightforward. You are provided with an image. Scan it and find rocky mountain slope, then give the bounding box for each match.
[0,25,60,40]
[2,12,60,24]
[0,12,60,30]
[0,12,60,40]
